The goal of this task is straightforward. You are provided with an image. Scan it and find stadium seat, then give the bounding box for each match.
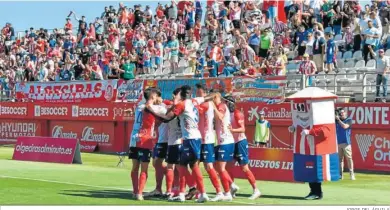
[346,70,358,81]
[326,71,336,83]
[353,50,363,61]
[385,49,390,56]
[336,51,343,59]
[315,80,327,89]
[340,60,355,71]
[336,70,347,81]
[163,60,170,68]
[343,51,353,60]
[337,60,344,69]
[334,34,342,41]
[365,73,377,83]
[178,59,188,68]
[365,59,376,71]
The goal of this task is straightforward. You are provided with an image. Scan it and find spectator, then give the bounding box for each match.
[166,35,179,74]
[222,50,239,77]
[369,48,390,102]
[325,32,336,73]
[363,20,380,62]
[205,54,217,77]
[299,53,317,87]
[187,35,199,73]
[195,51,204,78]
[259,28,273,60]
[254,111,270,148]
[335,108,355,180]
[312,31,326,72]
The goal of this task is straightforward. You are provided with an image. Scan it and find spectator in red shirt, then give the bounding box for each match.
[299,53,317,87]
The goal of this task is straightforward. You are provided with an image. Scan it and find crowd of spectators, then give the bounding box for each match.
[1,0,390,99]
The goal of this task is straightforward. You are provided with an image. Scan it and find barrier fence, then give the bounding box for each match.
[0,101,390,174]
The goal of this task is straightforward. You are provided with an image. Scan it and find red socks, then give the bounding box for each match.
[177,166,187,193]
[192,164,205,193]
[207,167,222,193]
[166,168,174,193]
[173,168,180,189]
[131,170,139,195]
[155,164,166,192]
[244,170,257,189]
[138,171,148,195]
[183,166,196,188]
[220,170,231,193]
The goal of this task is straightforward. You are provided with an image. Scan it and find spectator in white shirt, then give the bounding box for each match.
[363,20,380,62]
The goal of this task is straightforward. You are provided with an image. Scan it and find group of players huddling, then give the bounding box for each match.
[128,84,261,202]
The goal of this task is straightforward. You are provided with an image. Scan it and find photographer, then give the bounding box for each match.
[335,108,356,181]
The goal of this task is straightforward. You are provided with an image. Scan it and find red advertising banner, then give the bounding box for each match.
[12,137,81,164]
[339,104,390,129]
[351,129,390,172]
[80,142,98,153]
[15,80,117,103]
[0,102,137,122]
[49,121,115,152]
[230,147,294,182]
[0,103,29,119]
[0,120,42,144]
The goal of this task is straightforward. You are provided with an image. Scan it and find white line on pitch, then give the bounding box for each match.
[0,175,257,205]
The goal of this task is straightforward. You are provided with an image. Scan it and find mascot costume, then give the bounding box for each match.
[287,87,340,200]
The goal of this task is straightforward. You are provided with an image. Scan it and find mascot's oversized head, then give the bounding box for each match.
[287,87,338,129]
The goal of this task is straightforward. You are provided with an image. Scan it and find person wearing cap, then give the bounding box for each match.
[299,53,317,86]
[254,111,271,148]
[312,31,326,72]
[368,47,390,102]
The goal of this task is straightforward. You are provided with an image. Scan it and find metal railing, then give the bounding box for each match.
[1,72,385,103]
[285,71,383,102]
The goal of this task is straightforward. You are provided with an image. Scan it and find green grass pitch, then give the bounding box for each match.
[0,146,389,205]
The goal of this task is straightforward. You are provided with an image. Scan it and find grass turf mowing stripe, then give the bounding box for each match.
[0,175,257,205]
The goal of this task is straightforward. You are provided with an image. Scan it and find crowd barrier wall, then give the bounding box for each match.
[1,101,390,176]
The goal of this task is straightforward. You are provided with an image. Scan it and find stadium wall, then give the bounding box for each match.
[1,102,390,175]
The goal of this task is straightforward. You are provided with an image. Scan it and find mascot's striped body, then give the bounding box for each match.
[288,88,340,183]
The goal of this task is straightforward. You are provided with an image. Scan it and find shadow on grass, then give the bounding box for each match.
[60,189,135,200]
[237,193,303,200]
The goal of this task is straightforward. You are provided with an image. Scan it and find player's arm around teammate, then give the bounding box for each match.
[211,92,235,201]
[225,95,261,200]
[128,88,159,201]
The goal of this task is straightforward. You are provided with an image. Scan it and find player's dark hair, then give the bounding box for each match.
[180,85,192,100]
[173,88,181,96]
[143,88,152,100]
[196,83,208,93]
[223,95,236,112]
[153,87,162,97]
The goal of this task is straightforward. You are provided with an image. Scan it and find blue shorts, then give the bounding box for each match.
[153,142,168,159]
[326,55,334,64]
[128,147,152,162]
[180,139,201,166]
[144,61,151,68]
[200,143,216,163]
[155,57,162,66]
[234,139,249,165]
[215,143,235,162]
[166,144,182,164]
